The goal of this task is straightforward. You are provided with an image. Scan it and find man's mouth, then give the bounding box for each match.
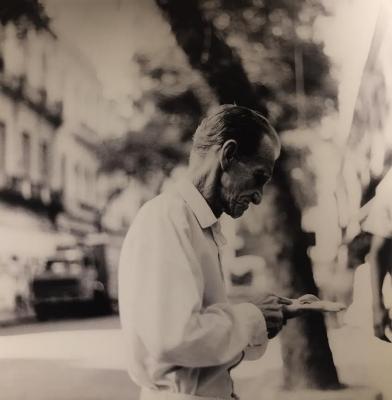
[238,197,252,207]
[239,192,262,205]
[234,201,249,213]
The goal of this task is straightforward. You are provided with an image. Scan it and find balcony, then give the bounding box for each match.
[0,72,25,100]
[0,72,63,128]
[46,100,63,127]
[0,175,64,222]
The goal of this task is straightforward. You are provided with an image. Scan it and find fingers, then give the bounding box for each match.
[298,294,319,303]
[252,293,292,306]
[282,304,303,319]
[276,296,293,305]
[263,303,283,312]
[255,293,276,304]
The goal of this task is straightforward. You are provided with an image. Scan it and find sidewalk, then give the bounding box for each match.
[233,326,391,400]
[1,326,390,400]
[0,310,35,328]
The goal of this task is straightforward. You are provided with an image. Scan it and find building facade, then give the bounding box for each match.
[0,22,130,318]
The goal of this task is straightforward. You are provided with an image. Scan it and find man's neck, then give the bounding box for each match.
[188,152,223,218]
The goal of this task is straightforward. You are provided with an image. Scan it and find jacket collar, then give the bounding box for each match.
[175,179,218,229]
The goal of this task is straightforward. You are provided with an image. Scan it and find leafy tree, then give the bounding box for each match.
[98,127,185,181]
[154,0,340,390]
[96,48,211,196]
[0,0,49,31]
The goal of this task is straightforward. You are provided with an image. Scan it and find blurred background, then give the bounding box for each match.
[0,0,392,399]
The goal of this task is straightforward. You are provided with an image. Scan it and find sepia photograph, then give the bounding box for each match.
[0,0,391,399]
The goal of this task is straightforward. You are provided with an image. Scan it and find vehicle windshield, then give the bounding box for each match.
[45,261,82,275]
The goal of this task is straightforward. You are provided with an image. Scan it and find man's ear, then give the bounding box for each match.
[219,140,238,170]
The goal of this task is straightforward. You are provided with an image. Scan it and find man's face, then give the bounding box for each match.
[219,136,278,218]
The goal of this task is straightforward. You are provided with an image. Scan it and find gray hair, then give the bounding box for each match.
[192,104,280,157]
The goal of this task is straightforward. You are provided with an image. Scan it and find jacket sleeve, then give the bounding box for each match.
[119,201,268,368]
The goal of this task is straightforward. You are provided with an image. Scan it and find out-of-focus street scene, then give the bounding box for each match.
[1,0,392,399]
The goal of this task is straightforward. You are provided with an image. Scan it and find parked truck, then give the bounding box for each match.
[30,233,121,320]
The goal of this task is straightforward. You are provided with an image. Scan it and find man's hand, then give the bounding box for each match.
[282,294,319,319]
[250,294,292,339]
[282,294,346,319]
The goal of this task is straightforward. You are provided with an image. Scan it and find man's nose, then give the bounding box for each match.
[251,191,262,205]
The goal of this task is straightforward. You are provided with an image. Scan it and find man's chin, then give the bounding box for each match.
[231,212,244,219]
[230,204,248,218]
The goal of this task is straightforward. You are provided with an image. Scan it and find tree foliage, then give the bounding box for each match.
[97,126,185,183]
[0,0,50,31]
[96,0,340,386]
[155,0,336,131]
[153,0,340,390]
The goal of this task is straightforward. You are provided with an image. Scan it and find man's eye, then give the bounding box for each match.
[254,172,270,185]
[255,172,268,185]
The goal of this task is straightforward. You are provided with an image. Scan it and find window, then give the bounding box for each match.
[0,122,5,172]
[40,141,50,183]
[21,132,31,177]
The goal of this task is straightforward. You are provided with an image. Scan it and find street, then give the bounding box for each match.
[0,315,121,336]
[0,315,285,400]
[0,315,139,400]
[0,311,391,400]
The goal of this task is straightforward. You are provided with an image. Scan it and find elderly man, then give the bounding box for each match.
[119,105,289,400]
